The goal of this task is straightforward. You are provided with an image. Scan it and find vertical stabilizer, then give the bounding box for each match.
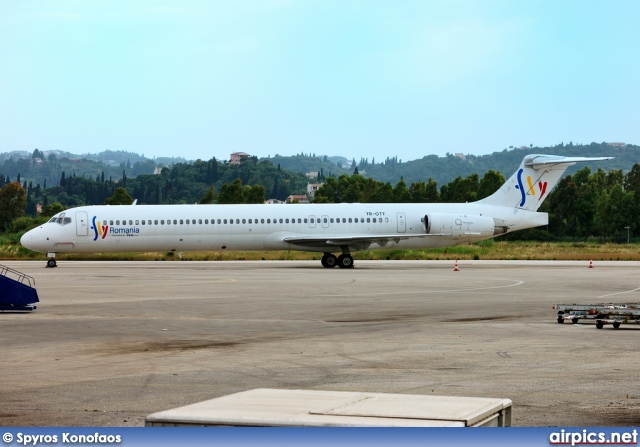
[477,154,612,211]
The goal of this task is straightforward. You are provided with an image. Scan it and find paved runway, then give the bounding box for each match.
[1,260,639,427]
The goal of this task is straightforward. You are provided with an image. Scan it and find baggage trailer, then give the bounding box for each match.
[553,303,640,329]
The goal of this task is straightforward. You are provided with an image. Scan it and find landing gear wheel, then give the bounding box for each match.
[571,318,579,324]
[47,259,57,268]
[321,253,337,268]
[337,254,354,269]
[596,320,604,329]
[613,321,621,329]
[557,317,564,324]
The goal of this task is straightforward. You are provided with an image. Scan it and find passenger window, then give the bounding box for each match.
[323,218,328,223]
[186,220,190,225]
[304,218,308,223]
[199,219,202,224]
[330,218,334,223]
[141,220,145,225]
[279,218,283,224]
[135,220,139,225]
[116,220,120,225]
[242,219,246,224]
[285,218,289,224]
[161,220,165,225]
[367,218,370,223]
[310,218,314,223]
[167,220,172,225]
[267,219,271,224]
[373,218,377,223]
[217,219,221,224]
[205,219,209,224]
[348,218,352,223]
[248,219,252,224]
[261,219,265,224]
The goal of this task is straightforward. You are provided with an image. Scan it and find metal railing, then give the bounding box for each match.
[0,264,36,289]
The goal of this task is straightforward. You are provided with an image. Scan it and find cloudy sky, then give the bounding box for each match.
[1,0,638,162]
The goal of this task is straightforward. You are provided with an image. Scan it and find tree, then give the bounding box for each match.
[104,187,133,205]
[198,186,216,204]
[0,182,26,231]
[243,184,266,204]
[477,170,505,200]
[393,178,411,203]
[218,179,245,204]
[42,202,66,217]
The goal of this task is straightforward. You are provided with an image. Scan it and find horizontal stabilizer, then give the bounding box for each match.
[524,155,613,169]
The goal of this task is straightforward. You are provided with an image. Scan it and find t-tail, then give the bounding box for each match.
[477,154,613,211]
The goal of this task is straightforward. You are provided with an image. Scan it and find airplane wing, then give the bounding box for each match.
[284,233,451,250]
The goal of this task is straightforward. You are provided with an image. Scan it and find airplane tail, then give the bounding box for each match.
[476,154,612,211]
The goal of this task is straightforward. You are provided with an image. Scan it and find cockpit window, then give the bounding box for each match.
[50,213,72,226]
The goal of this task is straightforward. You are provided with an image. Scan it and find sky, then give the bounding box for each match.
[1,0,638,163]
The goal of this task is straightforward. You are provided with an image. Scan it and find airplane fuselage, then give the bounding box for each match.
[21,202,544,255]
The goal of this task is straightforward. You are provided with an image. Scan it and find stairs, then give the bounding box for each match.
[0,264,39,311]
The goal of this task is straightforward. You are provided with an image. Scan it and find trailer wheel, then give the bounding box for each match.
[596,320,604,329]
[613,321,621,329]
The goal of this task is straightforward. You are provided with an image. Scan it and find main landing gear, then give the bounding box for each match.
[321,252,354,269]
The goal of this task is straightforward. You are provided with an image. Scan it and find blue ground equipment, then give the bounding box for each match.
[0,264,39,311]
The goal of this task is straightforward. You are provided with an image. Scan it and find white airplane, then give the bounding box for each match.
[21,154,611,269]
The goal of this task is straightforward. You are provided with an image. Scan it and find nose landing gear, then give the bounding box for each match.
[46,253,57,268]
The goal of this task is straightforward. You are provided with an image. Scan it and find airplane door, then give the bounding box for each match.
[308,215,316,228]
[76,211,89,236]
[321,215,330,228]
[396,212,406,233]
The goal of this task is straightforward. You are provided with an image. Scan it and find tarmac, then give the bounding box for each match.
[1,259,639,427]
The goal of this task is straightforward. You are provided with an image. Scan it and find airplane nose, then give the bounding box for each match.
[20,231,31,248]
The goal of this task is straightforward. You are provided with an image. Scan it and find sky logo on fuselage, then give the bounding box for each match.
[92,216,108,241]
[515,168,548,207]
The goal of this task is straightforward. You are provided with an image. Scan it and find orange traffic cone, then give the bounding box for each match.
[589,260,594,269]
[454,260,459,271]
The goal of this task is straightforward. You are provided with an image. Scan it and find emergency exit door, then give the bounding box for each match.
[396,212,406,233]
